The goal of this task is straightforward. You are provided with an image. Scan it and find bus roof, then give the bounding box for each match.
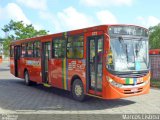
[10,24,148,45]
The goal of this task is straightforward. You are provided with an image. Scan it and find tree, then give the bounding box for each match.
[1,20,48,56]
[149,24,160,49]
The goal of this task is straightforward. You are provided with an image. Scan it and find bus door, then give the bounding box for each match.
[14,45,21,77]
[42,42,51,83]
[87,34,103,96]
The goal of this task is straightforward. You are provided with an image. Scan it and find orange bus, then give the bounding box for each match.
[10,25,150,101]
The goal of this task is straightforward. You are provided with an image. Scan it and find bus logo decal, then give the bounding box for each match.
[68,60,85,71]
[26,60,41,67]
[125,77,143,85]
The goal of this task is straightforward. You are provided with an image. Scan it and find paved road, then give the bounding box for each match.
[0,62,160,119]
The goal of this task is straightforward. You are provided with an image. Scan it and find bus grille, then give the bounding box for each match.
[124,88,143,94]
[116,71,148,78]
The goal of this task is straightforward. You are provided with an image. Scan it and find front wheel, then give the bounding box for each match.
[71,79,85,101]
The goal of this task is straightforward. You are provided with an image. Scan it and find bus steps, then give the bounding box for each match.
[87,94,102,99]
[43,83,52,87]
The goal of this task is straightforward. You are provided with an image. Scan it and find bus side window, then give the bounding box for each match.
[52,38,66,58]
[21,43,27,57]
[33,41,41,57]
[67,48,73,58]
[27,42,33,57]
[67,35,84,59]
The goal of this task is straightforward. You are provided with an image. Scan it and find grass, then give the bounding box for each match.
[150,79,160,88]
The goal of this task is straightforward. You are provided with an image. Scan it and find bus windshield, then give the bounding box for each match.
[107,26,149,72]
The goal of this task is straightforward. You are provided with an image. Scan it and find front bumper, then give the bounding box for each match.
[102,80,150,99]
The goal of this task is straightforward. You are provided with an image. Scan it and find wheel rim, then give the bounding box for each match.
[25,73,29,84]
[75,85,82,96]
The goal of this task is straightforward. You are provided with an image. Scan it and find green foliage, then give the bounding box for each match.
[1,20,48,56]
[149,24,160,49]
[2,39,12,56]
[151,79,160,88]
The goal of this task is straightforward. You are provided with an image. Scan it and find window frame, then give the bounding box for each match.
[21,43,27,58]
[26,42,34,58]
[66,34,84,59]
[33,40,41,58]
[52,37,66,59]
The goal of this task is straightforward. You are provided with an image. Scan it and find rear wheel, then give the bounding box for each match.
[71,79,85,101]
[24,71,32,86]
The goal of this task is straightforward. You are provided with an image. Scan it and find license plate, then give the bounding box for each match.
[131,88,138,92]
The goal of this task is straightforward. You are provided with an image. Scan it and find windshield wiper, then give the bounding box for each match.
[135,38,142,56]
[119,36,129,62]
[125,44,129,62]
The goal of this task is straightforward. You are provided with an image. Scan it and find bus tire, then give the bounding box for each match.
[24,71,32,86]
[71,79,85,101]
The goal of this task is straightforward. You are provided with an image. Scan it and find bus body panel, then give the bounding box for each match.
[10,58,15,75]
[9,24,150,100]
[18,58,42,83]
[67,59,86,91]
[50,59,64,89]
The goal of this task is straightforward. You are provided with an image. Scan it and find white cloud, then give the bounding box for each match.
[96,10,117,24]
[39,11,62,32]
[0,7,2,19]
[39,7,118,33]
[39,7,95,32]
[147,16,160,27]
[33,23,44,30]
[16,0,47,10]
[0,3,44,31]
[80,0,133,7]
[136,16,160,27]
[57,7,94,29]
[0,3,30,24]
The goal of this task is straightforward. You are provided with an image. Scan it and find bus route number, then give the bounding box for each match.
[92,32,97,36]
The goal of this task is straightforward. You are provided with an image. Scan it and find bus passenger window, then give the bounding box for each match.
[27,42,33,57]
[75,47,83,58]
[67,35,84,59]
[33,41,41,57]
[52,38,66,58]
[21,43,27,57]
[67,48,73,58]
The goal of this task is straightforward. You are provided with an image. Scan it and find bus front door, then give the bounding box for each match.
[87,35,103,96]
[42,42,51,83]
[14,45,21,77]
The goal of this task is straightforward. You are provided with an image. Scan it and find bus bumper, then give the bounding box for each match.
[102,81,150,99]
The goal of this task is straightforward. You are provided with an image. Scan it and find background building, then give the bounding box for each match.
[149,49,160,80]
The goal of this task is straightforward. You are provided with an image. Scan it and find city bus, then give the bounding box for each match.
[10,25,150,101]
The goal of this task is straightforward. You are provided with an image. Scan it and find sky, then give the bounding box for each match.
[0,0,160,37]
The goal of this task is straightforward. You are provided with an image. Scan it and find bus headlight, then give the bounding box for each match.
[107,77,123,88]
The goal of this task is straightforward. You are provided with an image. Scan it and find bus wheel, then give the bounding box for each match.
[24,71,32,86]
[72,79,85,101]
